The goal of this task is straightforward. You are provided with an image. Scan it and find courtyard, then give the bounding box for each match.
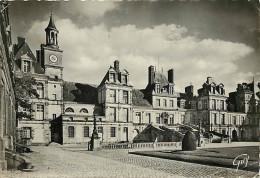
[1,143,259,178]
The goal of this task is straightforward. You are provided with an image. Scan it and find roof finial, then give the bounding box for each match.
[158,56,160,72]
[51,4,53,16]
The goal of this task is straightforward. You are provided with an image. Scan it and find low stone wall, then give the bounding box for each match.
[100,142,182,150]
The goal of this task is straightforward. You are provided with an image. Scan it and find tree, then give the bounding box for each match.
[14,74,39,120]
[182,130,197,151]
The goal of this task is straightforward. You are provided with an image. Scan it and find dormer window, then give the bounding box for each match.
[156,84,160,93]
[169,86,174,94]
[121,75,127,84]
[23,60,31,73]
[221,88,224,95]
[109,73,116,82]
[212,87,216,94]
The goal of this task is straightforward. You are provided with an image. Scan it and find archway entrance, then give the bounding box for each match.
[232,130,238,141]
[241,130,244,140]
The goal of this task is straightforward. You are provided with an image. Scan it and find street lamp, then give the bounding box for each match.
[198,118,201,147]
[227,115,230,143]
[89,114,99,151]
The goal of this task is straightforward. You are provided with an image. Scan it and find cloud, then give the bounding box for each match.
[25,18,254,94]
[61,1,117,19]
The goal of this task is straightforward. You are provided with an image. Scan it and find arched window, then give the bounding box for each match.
[51,32,55,43]
[37,83,44,98]
[80,108,88,113]
[65,107,74,113]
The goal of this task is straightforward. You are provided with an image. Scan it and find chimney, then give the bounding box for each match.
[17,37,25,48]
[148,66,155,85]
[168,69,174,84]
[36,50,41,63]
[185,85,194,97]
[207,77,212,84]
[114,60,119,71]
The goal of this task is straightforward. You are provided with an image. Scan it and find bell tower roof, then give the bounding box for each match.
[44,14,59,47]
[45,14,58,31]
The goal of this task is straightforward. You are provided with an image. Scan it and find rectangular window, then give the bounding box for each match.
[213,113,217,125]
[123,91,128,104]
[233,116,236,125]
[121,75,127,84]
[156,113,160,124]
[21,127,31,139]
[83,126,89,137]
[136,112,141,124]
[98,126,103,133]
[220,100,224,110]
[156,99,160,107]
[110,127,116,137]
[163,99,167,107]
[110,108,116,122]
[170,115,174,124]
[110,90,116,103]
[181,115,185,124]
[147,113,151,123]
[212,99,216,110]
[37,84,44,98]
[109,73,116,82]
[53,114,56,120]
[23,61,30,73]
[170,100,174,107]
[68,126,74,138]
[221,114,225,125]
[122,108,128,122]
[36,105,44,120]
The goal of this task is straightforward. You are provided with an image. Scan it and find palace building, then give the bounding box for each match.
[14,14,259,146]
[0,2,17,169]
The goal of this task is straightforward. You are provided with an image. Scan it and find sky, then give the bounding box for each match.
[9,1,259,94]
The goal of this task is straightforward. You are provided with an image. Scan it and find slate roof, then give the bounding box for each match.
[63,81,152,107]
[154,71,169,87]
[63,81,98,104]
[13,38,44,74]
[46,14,57,31]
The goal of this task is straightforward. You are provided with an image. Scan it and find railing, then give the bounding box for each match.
[100,142,182,150]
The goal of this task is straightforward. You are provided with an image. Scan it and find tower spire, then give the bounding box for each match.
[45,13,59,47]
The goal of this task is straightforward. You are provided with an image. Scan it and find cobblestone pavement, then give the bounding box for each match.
[68,147,258,178]
[1,146,178,178]
[1,145,258,178]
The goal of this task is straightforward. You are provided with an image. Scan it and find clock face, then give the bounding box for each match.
[49,55,58,63]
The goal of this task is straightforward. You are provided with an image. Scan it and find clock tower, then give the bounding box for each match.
[38,14,63,80]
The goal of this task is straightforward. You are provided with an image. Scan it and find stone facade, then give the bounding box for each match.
[183,77,249,142]
[228,81,260,141]
[0,2,16,170]
[14,15,63,146]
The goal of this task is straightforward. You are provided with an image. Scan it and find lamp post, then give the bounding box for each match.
[198,118,201,147]
[227,115,230,143]
[89,114,99,151]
